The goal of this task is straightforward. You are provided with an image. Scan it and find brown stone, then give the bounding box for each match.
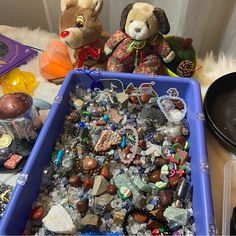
[149,170,161,183]
[129,95,138,104]
[81,214,101,228]
[76,198,89,216]
[169,175,180,190]
[175,149,189,165]
[155,158,169,167]
[82,157,98,171]
[132,212,149,223]
[173,135,186,146]
[139,140,146,149]
[83,176,94,191]
[140,94,150,104]
[174,100,184,110]
[159,189,174,206]
[69,176,81,187]
[107,184,117,195]
[30,206,45,220]
[100,163,109,180]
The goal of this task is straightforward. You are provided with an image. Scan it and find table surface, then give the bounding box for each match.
[0,25,233,234]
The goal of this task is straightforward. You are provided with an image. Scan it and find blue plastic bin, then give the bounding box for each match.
[0,70,215,235]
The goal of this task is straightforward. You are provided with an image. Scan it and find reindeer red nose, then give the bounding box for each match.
[60,31,70,38]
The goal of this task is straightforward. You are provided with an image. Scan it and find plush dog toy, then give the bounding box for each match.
[104,2,175,75]
[60,0,109,69]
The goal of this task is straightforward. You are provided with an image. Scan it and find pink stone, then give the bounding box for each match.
[4,154,22,169]
[106,109,122,124]
[94,130,121,152]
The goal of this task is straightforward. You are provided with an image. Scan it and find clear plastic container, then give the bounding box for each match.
[222,158,236,235]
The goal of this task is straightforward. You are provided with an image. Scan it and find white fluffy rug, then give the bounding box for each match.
[196,53,236,97]
[0,25,235,233]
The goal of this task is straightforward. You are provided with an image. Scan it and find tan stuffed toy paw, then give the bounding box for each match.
[163,51,176,63]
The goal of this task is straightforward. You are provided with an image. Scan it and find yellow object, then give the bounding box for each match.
[163,65,178,77]
[0,134,13,148]
[0,68,39,95]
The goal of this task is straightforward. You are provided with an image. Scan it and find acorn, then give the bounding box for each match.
[177,60,195,77]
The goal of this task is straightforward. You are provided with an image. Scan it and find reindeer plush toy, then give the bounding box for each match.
[60,0,109,70]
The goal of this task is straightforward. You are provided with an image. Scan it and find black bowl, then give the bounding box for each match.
[204,72,236,152]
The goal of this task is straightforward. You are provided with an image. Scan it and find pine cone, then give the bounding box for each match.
[177,60,195,77]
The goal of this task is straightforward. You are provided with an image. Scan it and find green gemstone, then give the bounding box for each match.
[82,111,91,116]
[159,226,165,233]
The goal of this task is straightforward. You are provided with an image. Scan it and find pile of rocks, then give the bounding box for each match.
[25,83,194,235]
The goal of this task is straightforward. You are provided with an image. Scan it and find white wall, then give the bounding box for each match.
[42,0,61,33]
[0,0,49,30]
[219,1,236,56]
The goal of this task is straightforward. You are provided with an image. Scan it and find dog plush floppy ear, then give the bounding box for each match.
[120,3,134,32]
[153,7,170,35]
